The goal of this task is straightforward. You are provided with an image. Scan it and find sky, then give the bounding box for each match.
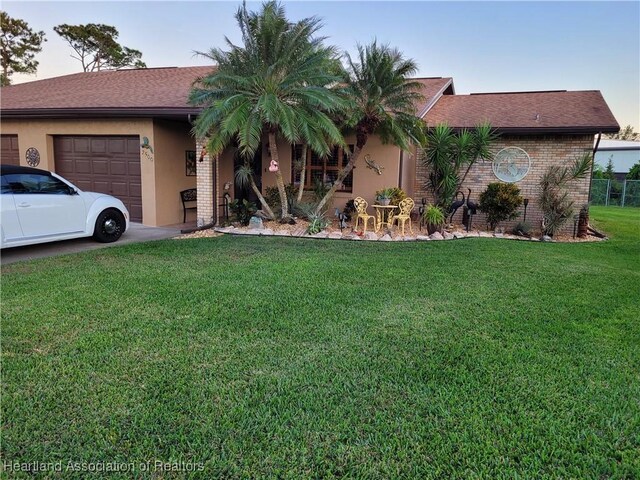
[4,1,640,130]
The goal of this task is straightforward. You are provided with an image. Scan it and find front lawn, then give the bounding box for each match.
[2,206,639,478]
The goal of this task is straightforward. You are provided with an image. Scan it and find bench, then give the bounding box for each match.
[180,188,197,223]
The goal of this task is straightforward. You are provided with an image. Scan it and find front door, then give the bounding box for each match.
[234,149,262,205]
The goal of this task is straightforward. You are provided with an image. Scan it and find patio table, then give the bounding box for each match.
[373,204,398,232]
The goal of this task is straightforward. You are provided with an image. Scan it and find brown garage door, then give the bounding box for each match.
[1,135,20,166]
[54,136,142,222]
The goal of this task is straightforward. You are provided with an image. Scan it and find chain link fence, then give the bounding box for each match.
[590,179,640,207]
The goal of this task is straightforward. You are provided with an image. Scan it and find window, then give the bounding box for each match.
[292,145,354,193]
[3,173,71,195]
[1,176,12,195]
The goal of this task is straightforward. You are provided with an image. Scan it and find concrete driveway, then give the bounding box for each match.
[1,223,180,265]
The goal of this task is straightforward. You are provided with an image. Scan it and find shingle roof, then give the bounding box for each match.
[0,66,214,113]
[424,90,619,134]
[0,67,451,119]
[412,77,454,116]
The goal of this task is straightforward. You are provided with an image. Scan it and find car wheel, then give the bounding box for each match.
[94,208,126,243]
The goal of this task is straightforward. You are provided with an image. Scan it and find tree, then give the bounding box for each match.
[189,1,345,221]
[0,11,45,86]
[421,122,497,208]
[627,161,640,180]
[314,41,425,214]
[54,23,145,72]
[604,157,616,181]
[606,125,639,141]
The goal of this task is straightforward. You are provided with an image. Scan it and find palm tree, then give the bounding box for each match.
[189,1,344,221]
[314,41,426,214]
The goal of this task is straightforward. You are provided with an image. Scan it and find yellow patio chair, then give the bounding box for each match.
[353,197,376,234]
[392,197,415,235]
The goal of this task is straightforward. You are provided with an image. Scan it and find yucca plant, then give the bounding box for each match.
[538,153,592,236]
[189,1,345,221]
[421,122,497,209]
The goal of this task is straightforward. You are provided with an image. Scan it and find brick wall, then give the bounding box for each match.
[196,141,215,226]
[414,134,594,235]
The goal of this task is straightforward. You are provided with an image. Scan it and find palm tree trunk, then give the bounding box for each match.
[268,131,289,219]
[250,176,275,220]
[315,144,363,214]
[296,144,307,203]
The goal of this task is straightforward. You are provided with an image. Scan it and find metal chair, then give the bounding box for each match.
[180,188,197,223]
[392,197,415,235]
[353,197,376,234]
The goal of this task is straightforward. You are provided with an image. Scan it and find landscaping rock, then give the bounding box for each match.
[453,232,465,239]
[364,232,379,241]
[310,231,329,239]
[429,232,444,240]
[328,231,343,239]
[443,232,454,240]
[478,231,493,238]
[541,235,553,242]
[248,216,264,230]
[260,229,274,235]
[416,235,431,241]
[379,234,393,241]
[214,226,235,233]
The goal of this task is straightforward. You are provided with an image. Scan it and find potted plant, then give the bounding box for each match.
[422,204,445,234]
[375,187,393,206]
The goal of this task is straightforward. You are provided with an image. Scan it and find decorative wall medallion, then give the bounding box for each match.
[492,147,531,183]
[25,147,40,167]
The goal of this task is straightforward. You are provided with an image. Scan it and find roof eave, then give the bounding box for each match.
[0,107,202,120]
[429,125,620,135]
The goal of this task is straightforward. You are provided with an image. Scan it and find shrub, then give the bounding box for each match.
[479,183,523,229]
[264,183,297,212]
[229,199,257,226]
[306,212,329,234]
[512,221,531,236]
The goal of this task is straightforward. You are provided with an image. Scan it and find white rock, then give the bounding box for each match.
[443,232,454,240]
[478,231,493,238]
[403,236,417,241]
[429,232,444,240]
[310,231,329,238]
[379,234,393,241]
[364,232,379,241]
[416,235,431,241]
[328,231,343,239]
[453,232,465,239]
[260,229,274,235]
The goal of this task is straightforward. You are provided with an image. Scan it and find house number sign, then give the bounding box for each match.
[492,147,531,183]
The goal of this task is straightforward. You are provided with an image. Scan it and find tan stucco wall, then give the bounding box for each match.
[1,118,198,227]
[152,120,196,226]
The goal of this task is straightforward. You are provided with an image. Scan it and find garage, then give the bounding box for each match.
[1,135,20,166]
[54,136,143,222]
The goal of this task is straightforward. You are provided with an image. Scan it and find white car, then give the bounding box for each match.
[1,165,129,249]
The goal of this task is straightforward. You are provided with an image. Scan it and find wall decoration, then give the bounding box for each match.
[140,136,154,161]
[364,154,384,175]
[492,147,531,183]
[25,147,40,167]
[185,150,197,176]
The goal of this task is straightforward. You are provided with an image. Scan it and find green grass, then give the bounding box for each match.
[2,206,639,479]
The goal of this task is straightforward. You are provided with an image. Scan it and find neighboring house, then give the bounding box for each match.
[0,67,619,234]
[594,139,640,182]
